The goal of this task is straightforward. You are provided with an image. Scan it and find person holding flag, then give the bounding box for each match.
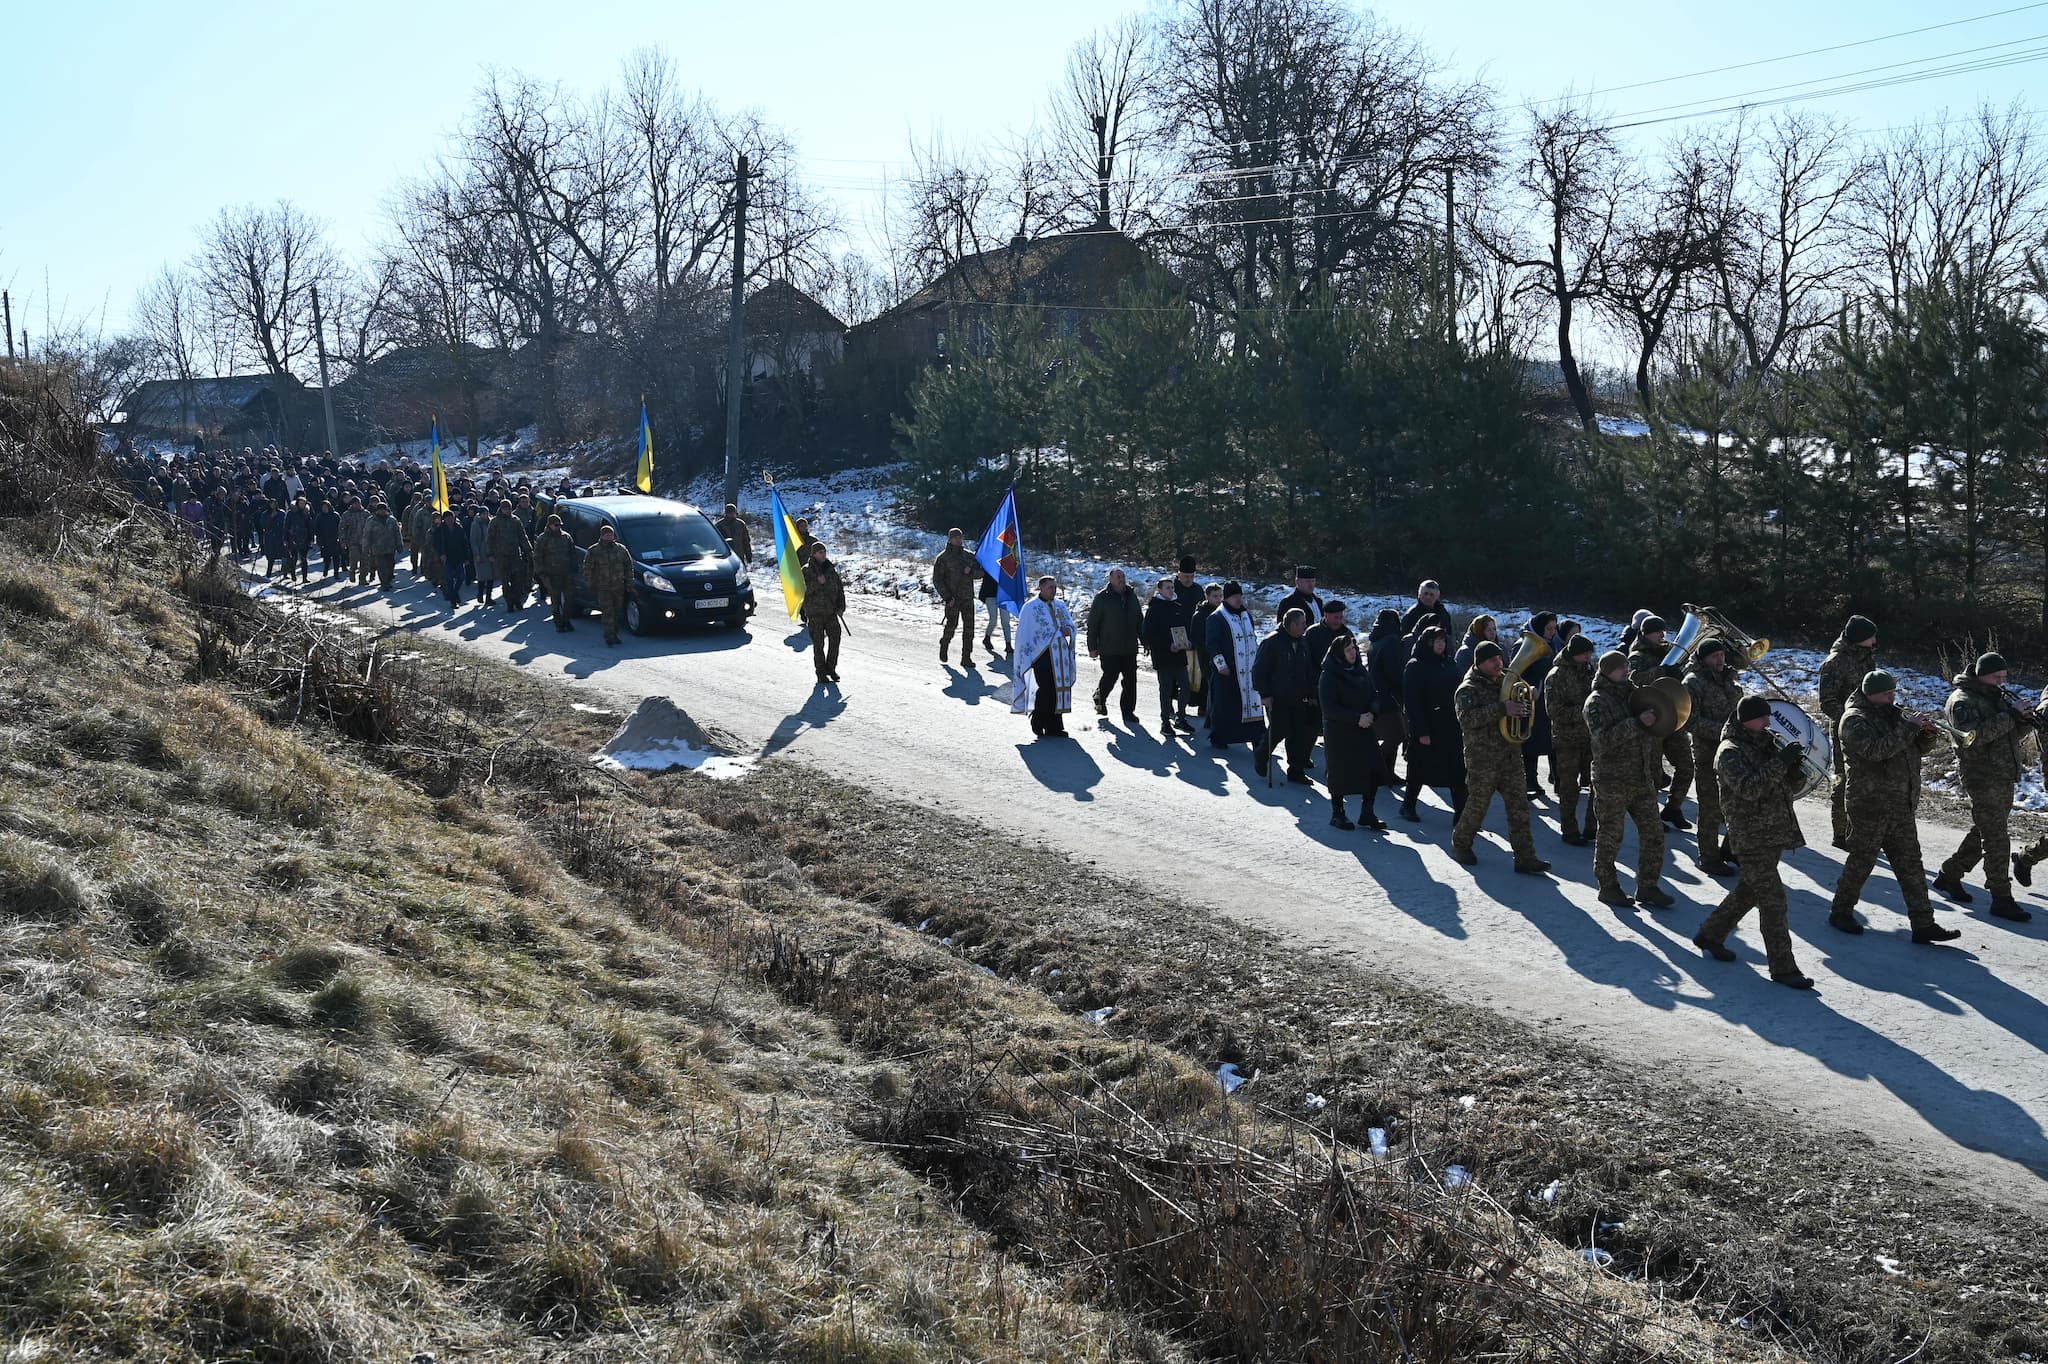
[427,416,450,515]
[1012,575,1077,739]
[974,484,1027,660]
[635,399,655,494]
[803,539,846,683]
[768,479,812,622]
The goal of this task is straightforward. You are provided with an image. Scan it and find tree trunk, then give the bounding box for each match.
[1556,294,1595,431]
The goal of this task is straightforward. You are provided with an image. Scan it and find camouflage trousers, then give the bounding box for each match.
[1553,740,1593,840]
[1833,807,1935,928]
[597,591,626,644]
[1453,748,1537,862]
[939,599,976,657]
[1593,784,1665,890]
[1690,730,1724,847]
[1661,730,1695,808]
[1698,853,1801,979]
[1940,777,2014,897]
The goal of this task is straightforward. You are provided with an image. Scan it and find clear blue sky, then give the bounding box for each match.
[2,0,2042,343]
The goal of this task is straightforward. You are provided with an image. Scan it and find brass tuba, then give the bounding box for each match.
[1662,604,1772,671]
[1498,629,1552,743]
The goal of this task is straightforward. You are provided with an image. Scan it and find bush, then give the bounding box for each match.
[0,568,64,620]
[0,832,95,919]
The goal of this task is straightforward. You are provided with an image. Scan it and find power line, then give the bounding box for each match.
[1606,47,2048,131]
[1538,0,2048,106]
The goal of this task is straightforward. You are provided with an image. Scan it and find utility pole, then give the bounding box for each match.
[310,284,341,457]
[1444,167,1457,348]
[720,153,761,509]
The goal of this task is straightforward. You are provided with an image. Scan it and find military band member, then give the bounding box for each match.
[1683,637,1745,876]
[1828,670,1961,944]
[1693,695,1815,988]
[1932,653,2036,922]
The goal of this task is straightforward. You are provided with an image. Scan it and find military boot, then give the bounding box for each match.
[1449,843,1479,867]
[1988,896,2033,923]
[1911,921,1963,945]
[1597,881,1634,909]
[1659,802,1693,831]
[1931,873,1974,904]
[1636,883,1676,909]
[2014,854,2034,888]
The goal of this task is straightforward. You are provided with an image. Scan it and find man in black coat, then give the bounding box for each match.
[1086,569,1145,724]
[1142,577,1195,735]
[1400,578,1451,639]
[1303,599,1350,670]
[1275,566,1321,630]
[1253,607,1318,783]
[1187,582,1223,714]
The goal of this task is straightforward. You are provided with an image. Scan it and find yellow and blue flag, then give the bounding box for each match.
[973,484,1026,612]
[768,480,809,620]
[428,416,449,513]
[635,399,654,493]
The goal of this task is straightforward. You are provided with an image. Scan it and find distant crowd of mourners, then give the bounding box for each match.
[919,536,2048,992]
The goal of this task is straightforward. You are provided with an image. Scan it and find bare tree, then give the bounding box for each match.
[1054,16,1156,230]
[1705,112,1865,379]
[193,200,340,378]
[1484,106,1626,432]
[133,264,204,428]
[1155,0,1495,316]
[1600,136,1725,416]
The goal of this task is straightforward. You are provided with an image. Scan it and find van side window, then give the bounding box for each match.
[565,508,602,549]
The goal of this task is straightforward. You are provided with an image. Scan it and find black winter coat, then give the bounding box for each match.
[1318,652,1386,797]
[1142,593,1190,668]
[1252,629,1316,702]
[1402,629,1464,787]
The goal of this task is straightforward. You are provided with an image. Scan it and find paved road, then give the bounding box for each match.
[313,574,2048,1205]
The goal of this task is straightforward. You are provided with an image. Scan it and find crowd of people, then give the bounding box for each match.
[925,542,2047,991]
[110,443,2044,994]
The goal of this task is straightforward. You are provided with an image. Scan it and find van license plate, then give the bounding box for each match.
[696,597,729,609]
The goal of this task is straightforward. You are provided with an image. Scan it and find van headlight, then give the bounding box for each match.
[734,564,750,588]
[641,571,677,593]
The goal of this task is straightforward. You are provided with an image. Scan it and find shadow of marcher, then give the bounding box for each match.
[1017,736,1104,802]
[941,665,1001,706]
[761,685,850,759]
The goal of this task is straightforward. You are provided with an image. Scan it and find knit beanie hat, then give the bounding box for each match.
[1844,615,1877,645]
[1474,640,1503,665]
[1223,581,1244,599]
[1736,694,1772,723]
[1567,634,1595,657]
[1179,555,1197,574]
[1599,649,1629,677]
[1642,615,1667,634]
[1695,637,1729,660]
[1974,651,2008,677]
[1861,669,1898,696]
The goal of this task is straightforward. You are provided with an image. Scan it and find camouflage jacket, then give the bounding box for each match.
[403,503,435,552]
[337,506,368,547]
[1454,672,1518,766]
[584,540,634,598]
[1816,638,1873,724]
[1715,727,1806,857]
[1627,638,1681,685]
[1839,695,1938,816]
[361,514,403,557]
[1946,677,2025,785]
[486,513,533,574]
[1684,663,1745,745]
[1545,655,1593,745]
[532,527,576,582]
[931,544,978,605]
[1585,675,1659,795]
[805,558,847,617]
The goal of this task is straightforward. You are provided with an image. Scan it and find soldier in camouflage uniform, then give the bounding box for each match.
[1828,670,1961,944]
[583,523,635,646]
[804,539,848,682]
[932,528,980,665]
[1449,642,1551,873]
[532,513,578,632]
[405,497,441,586]
[1627,616,1694,830]
[1545,634,1597,846]
[1933,653,2035,922]
[1693,694,1814,988]
[1816,615,1877,849]
[1683,637,1746,876]
[1585,650,1673,908]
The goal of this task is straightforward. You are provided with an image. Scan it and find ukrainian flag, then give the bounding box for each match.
[428,416,449,513]
[769,481,809,620]
[635,399,654,494]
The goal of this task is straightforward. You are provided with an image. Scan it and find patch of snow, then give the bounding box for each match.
[1442,1164,1472,1189]
[1874,1254,1904,1275]
[1579,1247,1615,1269]
[1082,1006,1116,1026]
[1302,1092,1328,1111]
[594,743,755,781]
[1367,1127,1390,1157]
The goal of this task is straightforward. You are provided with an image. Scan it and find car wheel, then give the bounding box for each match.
[624,595,649,636]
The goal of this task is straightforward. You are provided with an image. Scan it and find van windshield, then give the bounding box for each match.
[612,512,728,563]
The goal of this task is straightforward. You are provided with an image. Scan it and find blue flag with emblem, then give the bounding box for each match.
[973,484,1026,614]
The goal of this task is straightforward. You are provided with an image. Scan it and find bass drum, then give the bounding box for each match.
[1766,699,1832,801]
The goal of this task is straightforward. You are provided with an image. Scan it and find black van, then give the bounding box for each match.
[549,494,756,633]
